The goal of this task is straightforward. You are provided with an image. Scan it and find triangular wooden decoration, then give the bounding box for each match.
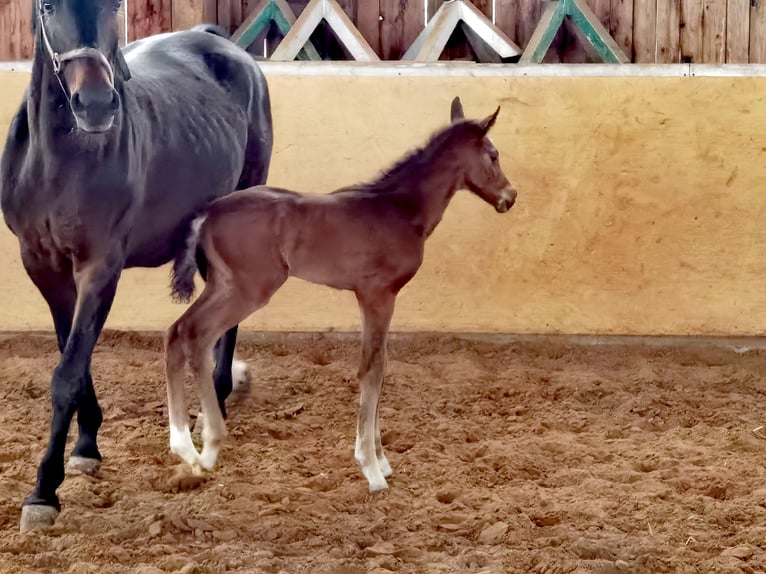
[232,0,321,60]
[270,0,379,61]
[402,0,521,63]
[519,0,629,63]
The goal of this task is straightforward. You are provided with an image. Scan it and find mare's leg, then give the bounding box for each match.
[168,273,286,473]
[21,253,123,531]
[354,290,396,493]
[212,325,239,418]
[22,255,101,469]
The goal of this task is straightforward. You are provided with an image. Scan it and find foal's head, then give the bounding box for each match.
[450,97,517,214]
[32,0,131,132]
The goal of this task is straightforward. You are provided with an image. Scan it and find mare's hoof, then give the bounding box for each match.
[20,505,59,532]
[67,456,102,476]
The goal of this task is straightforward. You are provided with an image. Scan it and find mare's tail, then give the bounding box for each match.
[171,216,206,304]
[191,23,231,40]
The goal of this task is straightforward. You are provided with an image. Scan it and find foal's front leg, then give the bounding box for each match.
[355,291,395,493]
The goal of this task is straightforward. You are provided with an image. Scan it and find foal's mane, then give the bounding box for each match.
[334,119,485,195]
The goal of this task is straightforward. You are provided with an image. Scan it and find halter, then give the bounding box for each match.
[36,0,118,99]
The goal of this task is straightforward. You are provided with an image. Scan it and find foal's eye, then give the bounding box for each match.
[42,1,55,14]
[112,0,122,12]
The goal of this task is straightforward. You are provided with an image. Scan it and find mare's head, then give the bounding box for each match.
[32,0,131,132]
[450,97,517,214]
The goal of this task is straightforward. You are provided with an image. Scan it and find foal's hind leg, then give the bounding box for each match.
[197,254,246,419]
[354,290,396,493]
[169,275,286,473]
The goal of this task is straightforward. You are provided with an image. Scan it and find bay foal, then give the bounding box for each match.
[165,97,517,493]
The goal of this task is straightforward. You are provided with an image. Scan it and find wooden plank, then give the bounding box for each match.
[726,0,749,62]
[323,0,380,60]
[633,0,658,61]
[611,0,635,60]
[680,0,703,61]
[403,0,460,59]
[380,0,425,59]
[218,0,233,32]
[0,0,29,60]
[656,0,681,62]
[702,0,726,62]
[750,0,766,62]
[495,0,522,47]
[459,0,521,58]
[519,1,566,62]
[172,0,216,31]
[571,0,631,60]
[356,1,381,55]
[427,0,445,21]
[587,0,613,27]
[131,0,172,39]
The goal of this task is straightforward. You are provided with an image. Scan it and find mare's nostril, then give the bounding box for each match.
[70,92,84,113]
[108,90,119,111]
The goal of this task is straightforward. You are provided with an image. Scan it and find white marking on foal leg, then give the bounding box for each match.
[355,409,388,493]
[169,424,201,468]
[198,423,222,471]
[374,409,392,478]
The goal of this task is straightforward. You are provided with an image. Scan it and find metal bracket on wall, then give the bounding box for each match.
[403,0,521,63]
[520,0,629,63]
[270,0,379,61]
[231,0,321,60]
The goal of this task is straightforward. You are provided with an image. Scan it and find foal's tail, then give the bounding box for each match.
[171,216,206,304]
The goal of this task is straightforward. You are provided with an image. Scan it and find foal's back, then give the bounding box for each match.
[203,185,424,292]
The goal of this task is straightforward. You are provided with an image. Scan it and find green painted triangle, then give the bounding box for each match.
[232,0,321,61]
[519,0,629,64]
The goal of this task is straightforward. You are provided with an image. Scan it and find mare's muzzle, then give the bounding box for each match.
[60,48,119,133]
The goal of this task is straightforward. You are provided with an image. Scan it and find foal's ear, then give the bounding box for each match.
[450,96,465,123]
[480,106,501,134]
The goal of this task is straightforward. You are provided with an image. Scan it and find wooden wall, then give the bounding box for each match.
[1,0,763,63]
[3,67,766,336]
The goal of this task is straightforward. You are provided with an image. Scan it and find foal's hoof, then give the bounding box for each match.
[20,505,59,532]
[368,479,390,495]
[67,456,102,476]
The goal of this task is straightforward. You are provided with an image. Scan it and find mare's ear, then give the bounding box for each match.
[480,106,500,134]
[450,96,464,123]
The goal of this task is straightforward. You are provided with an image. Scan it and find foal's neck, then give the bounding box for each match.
[413,149,465,238]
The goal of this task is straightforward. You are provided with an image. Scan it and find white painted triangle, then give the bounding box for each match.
[403,0,521,62]
[271,0,379,61]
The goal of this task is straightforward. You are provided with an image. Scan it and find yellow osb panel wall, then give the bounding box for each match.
[1,71,766,335]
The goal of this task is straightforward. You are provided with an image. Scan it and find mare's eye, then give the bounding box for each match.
[42,1,55,14]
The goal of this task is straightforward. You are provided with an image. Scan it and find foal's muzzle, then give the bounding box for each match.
[495,187,517,213]
[62,49,119,133]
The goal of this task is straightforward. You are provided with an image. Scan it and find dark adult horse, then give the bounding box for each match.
[0,0,272,530]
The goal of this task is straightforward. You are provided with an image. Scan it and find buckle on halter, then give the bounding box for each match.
[52,53,61,74]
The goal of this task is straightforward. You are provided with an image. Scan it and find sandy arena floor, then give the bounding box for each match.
[0,331,765,573]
